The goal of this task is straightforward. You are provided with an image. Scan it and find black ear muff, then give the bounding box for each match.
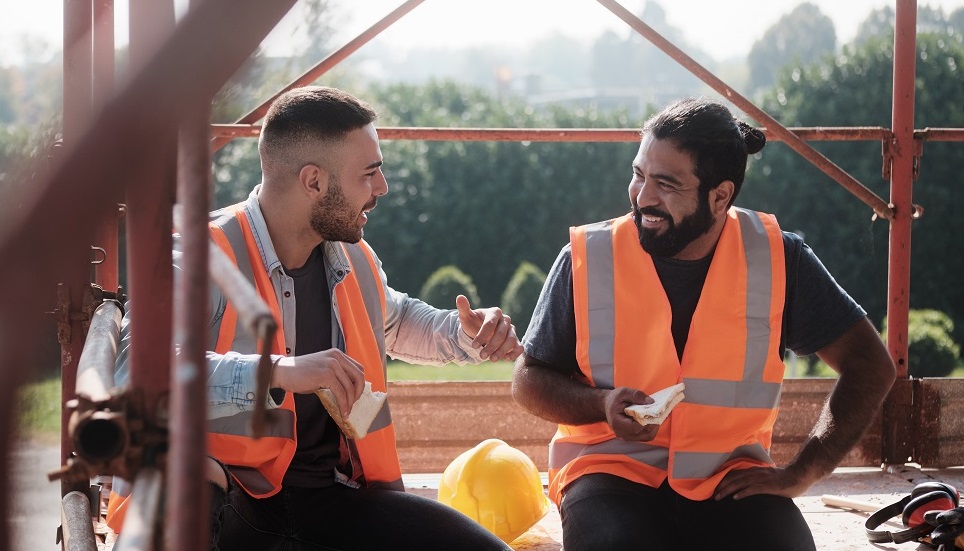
[866,482,960,545]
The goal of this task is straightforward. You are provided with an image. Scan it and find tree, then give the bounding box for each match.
[747,2,836,93]
[854,4,956,46]
[500,261,547,338]
[740,31,964,344]
[419,265,481,310]
[364,79,635,304]
[883,310,961,377]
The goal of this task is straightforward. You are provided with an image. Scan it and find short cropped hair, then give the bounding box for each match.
[642,98,765,205]
[259,86,377,165]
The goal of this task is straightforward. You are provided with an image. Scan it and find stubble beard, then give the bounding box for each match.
[309,176,368,243]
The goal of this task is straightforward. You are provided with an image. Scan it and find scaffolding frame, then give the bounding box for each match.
[0,0,958,549]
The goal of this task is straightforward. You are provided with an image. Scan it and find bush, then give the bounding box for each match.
[419,265,481,309]
[500,261,546,338]
[883,309,961,378]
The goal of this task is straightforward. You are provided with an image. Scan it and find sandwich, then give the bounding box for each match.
[624,382,685,426]
[315,381,386,439]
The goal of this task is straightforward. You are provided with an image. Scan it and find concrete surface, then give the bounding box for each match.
[11,441,964,551]
[9,440,62,551]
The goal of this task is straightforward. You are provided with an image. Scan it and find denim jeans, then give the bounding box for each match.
[559,473,817,551]
[209,477,510,551]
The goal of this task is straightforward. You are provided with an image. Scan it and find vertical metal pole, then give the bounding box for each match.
[92,0,119,292]
[126,0,177,430]
[887,0,917,379]
[166,96,212,551]
[881,0,918,466]
[61,0,95,499]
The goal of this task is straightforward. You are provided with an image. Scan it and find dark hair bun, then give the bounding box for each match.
[737,120,766,154]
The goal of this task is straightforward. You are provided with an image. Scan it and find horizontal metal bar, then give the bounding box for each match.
[211,124,894,143]
[915,128,964,141]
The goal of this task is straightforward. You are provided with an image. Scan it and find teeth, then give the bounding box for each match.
[643,215,663,222]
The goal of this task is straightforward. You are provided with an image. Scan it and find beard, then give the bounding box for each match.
[633,190,715,258]
[309,176,374,243]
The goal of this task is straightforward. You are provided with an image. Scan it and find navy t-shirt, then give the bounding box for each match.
[281,245,340,488]
[523,231,866,374]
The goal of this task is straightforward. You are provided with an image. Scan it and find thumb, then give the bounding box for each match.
[455,294,472,318]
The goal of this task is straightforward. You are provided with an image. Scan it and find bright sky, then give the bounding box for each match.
[3,0,964,66]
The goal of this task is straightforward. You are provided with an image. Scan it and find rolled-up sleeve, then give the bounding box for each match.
[376,257,484,366]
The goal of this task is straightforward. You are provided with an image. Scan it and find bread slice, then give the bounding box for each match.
[624,383,685,426]
[315,381,386,439]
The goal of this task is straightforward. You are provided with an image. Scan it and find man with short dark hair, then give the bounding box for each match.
[111,85,519,550]
[512,98,896,550]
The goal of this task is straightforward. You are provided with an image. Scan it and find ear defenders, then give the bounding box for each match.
[865,481,960,544]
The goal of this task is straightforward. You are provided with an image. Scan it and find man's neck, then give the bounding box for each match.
[258,186,320,270]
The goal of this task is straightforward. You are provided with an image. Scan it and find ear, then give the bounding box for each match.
[710,180,735,214]
[298,163,328,198]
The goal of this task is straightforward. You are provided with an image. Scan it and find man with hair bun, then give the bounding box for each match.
[512,97,896,550]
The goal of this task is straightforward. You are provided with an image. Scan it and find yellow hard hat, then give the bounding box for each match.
[438,438,550,544]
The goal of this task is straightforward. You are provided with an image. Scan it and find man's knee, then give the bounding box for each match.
[205,457,228,491]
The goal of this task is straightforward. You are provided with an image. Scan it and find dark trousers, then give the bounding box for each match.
[209,478,511,551]
[559,473,817,551]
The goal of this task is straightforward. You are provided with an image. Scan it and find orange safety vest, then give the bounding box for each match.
[547,208,786,504]
[107,202,402,531]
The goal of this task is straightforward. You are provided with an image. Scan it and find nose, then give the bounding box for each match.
[373,168,389,197]
[630,178,656,209]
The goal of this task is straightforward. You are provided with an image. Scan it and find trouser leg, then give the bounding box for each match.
[559,473,816,551]
[559,473,674,551]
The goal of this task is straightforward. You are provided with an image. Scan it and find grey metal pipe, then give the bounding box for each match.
[113,468,164,551]
[75,300,122,402]
[61,490,97,551]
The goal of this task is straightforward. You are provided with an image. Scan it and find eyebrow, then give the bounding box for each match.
[364,160,383,171]
[634,165,687,187]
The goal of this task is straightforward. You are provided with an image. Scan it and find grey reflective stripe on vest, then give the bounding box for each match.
[208,409,296,438]
[365,477,405,491]
[672,443,773,479]
[210,212,259,353]
[549,439,669,471]
[582,220,617,389]
[229,465,275,495]
[341,243,392,434]
[736,208,774,386]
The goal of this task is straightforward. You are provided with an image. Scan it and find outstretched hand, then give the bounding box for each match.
[455,294,524,362]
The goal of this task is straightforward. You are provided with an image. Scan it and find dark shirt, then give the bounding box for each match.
[281,245,340,488]
[523,230,866,375]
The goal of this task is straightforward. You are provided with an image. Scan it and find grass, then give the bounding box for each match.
[387,360,514,381]
[16,375,62,443]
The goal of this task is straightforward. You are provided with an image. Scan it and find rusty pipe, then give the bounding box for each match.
[211,124,894,143]
[595,0,894,221]
[210,0,427,152]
